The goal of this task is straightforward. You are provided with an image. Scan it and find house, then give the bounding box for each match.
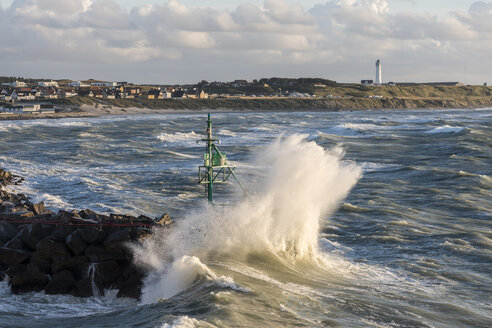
[1,81,27,87]
[0,106,23,114]
[92,89,104,98]
[40,104,55,113]
[91,82,118,87]
[162,89,172,98]
[77,88,94,97]
[11,88,36,101]
[21,104,42,113]
[172,90,186,98]
[361,80,374,85]
[0,104,54,114]
[121,92,134,99]
[146,89,163,100]
[42,88,58,99]
[190,89,209,99]
[103,90,116,99]
[124,87,141,95]
[61,89,78,98]
[38,81,58,87]
[68,81,90,87]
[32,89,42,98]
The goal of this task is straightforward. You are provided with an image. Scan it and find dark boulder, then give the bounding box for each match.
[84,245,115,263]
[16,193,28,202]
[65,231,87,255]
[49,225,74,241]
[74,277,103,298]
[74,278,93,298]
[45,270,76,295]
[6,263,26,278]
[31,238,70,266]
[10,264,49,294]
[137,214,154,223]
[51,255,88,280]
[4,231,24,249]
[57,210,81,221]
[0,223,19,246]
[0,247,31,265]
[104,228,131,247]
[104,242,129,263]
[21,223,53,250]
[78,226,106,244]
[78,209,97,219]
[116,265,146,299]
[96,260,121,288]
[110,214,136,221]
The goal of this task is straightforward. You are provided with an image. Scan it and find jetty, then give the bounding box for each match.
[0,168,171,299]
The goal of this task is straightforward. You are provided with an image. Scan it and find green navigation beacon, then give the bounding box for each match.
[199,113,245,203]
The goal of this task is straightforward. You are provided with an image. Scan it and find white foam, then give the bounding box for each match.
[425,125,464,134]
[157,131,199,145]
[164,150,198,159]
[218,129,236,137]
[359,162,400,173]
[160,316,199,328]
[214,276,252,293]
[140,256,213,304]
[32,193,73,209]
[0,281,135,319]
[333,123,386,135]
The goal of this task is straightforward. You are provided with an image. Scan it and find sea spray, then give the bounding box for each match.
[87,263,101,297]
[135,135,361,303]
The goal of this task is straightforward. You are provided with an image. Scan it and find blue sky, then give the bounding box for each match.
[0,0,490,84]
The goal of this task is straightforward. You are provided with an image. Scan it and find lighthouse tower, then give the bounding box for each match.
[375,59,382,85]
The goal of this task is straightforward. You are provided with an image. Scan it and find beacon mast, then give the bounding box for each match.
[375,59,382,85]
[199,113,245,203]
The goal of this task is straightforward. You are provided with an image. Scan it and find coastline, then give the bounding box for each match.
[1,97,491,121]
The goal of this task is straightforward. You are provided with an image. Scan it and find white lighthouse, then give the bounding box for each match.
[375,59,382,85]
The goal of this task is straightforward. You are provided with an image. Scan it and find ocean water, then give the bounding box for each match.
[0,108,490,328]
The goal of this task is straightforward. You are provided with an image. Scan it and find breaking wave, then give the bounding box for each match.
[157,131,199,145]
[425,125,465,134]
[135,134,362,303]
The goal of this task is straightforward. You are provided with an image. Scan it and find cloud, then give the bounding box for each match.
[0,0,491,83]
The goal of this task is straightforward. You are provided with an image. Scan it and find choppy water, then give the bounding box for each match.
[0,109,491,328]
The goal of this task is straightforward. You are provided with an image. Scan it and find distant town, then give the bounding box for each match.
[0,74,472,115]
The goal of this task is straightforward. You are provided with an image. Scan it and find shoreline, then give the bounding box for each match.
[0,97,491,121]
[0,102,492,121]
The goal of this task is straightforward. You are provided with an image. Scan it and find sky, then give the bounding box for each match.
[0,0,490,84]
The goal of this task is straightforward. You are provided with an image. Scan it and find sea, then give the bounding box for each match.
[0,108,490,328]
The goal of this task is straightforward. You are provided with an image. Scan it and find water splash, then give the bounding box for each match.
[135,134,361,303]
[87,263,100,297]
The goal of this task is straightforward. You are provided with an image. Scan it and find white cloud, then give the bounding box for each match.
[0,0,490,84]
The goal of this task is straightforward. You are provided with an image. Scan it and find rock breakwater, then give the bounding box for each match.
[0,168,172,299]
